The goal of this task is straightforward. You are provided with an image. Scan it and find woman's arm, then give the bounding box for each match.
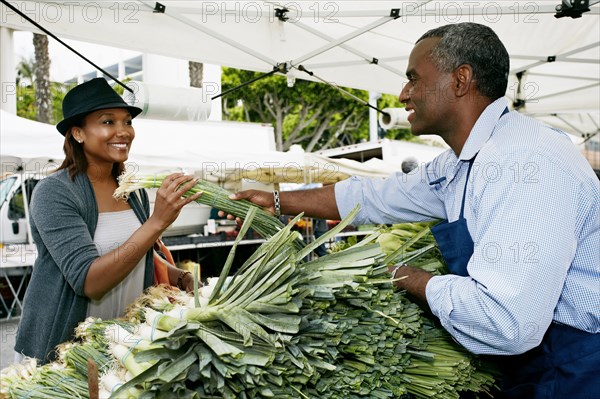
[83,174,200,299]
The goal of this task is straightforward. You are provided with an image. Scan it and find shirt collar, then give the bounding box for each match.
[458,98,509,161]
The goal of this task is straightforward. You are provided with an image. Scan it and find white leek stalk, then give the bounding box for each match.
[109,344,150,377]
[135,324,168,342]
[101,371,124,394]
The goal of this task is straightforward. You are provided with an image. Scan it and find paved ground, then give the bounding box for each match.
[0,319,19,369]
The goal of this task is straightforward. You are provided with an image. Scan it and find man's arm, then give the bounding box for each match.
[229,184,340,220]
[389,264,433,312]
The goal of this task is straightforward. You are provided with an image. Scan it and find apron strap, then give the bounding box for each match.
[458,159,476,218]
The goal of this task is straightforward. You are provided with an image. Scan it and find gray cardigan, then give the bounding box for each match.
[15,169,153,363]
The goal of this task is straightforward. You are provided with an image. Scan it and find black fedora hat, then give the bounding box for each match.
[56,78,142,135]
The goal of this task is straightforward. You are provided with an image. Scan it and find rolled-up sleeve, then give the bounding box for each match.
[335,159,448,224]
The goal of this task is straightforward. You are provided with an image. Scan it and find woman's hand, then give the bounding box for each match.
[150,173,201,230]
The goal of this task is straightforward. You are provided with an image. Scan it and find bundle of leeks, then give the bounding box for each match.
[1,207,497,399]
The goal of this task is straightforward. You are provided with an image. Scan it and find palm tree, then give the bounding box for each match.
[16,56,34,87]
[189,61,203,88]
[15,56,36,120]
[33,33,51,123]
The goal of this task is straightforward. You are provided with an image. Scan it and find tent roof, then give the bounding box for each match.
[1,1,598,139]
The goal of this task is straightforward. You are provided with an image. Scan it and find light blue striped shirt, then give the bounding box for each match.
[335,98,600,355]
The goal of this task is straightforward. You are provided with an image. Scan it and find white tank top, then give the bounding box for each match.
[86,209,145,320]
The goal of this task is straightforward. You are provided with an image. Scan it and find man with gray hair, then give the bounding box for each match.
[226,23,599,398]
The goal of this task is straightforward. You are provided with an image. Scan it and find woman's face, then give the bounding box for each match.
[75,108,135,168]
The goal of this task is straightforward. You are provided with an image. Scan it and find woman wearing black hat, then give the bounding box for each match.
[14,78,200,364]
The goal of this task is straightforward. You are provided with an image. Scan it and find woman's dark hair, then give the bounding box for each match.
[57,115,124,181]
[418,22,510,100]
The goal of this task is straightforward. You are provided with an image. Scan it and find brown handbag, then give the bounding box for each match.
[153,238,175,286]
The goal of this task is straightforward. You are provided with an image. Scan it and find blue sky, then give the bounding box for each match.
[13,30,139,82]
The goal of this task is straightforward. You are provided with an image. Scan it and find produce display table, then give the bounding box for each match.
[0,244,36,320]
[163,234,265,251]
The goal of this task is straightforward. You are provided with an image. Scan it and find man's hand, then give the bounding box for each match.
[218,190,275,220]
[221,185,340,221]
[387,264,433,313]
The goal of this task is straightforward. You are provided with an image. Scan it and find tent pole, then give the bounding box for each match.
[529,82,600,102]
[511,42,599,74]
[291,13,402,66]
[0,26,16,114]
[293,20,406,78]
[138,0,278,67]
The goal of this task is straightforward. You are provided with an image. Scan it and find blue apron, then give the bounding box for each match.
[430,157,476,276]
[428,108,599,398]
[494,323,600,398]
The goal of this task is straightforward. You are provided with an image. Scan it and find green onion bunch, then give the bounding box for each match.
[1,362,88,399]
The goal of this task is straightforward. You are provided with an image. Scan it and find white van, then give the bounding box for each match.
[0,173,39,245]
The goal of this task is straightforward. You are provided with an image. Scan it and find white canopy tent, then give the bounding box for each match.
[1,110,431,183]
[1,0,598,142]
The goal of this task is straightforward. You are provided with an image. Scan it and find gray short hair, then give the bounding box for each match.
[417,23,509,100]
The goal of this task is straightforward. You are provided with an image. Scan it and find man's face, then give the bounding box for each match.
[399,37,456,137]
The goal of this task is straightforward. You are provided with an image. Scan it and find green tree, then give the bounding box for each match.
[221,68,370,152]
[15,56,70,124]
[16,56,34,86]
[16,56,36,120]
[49,83,71,123]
